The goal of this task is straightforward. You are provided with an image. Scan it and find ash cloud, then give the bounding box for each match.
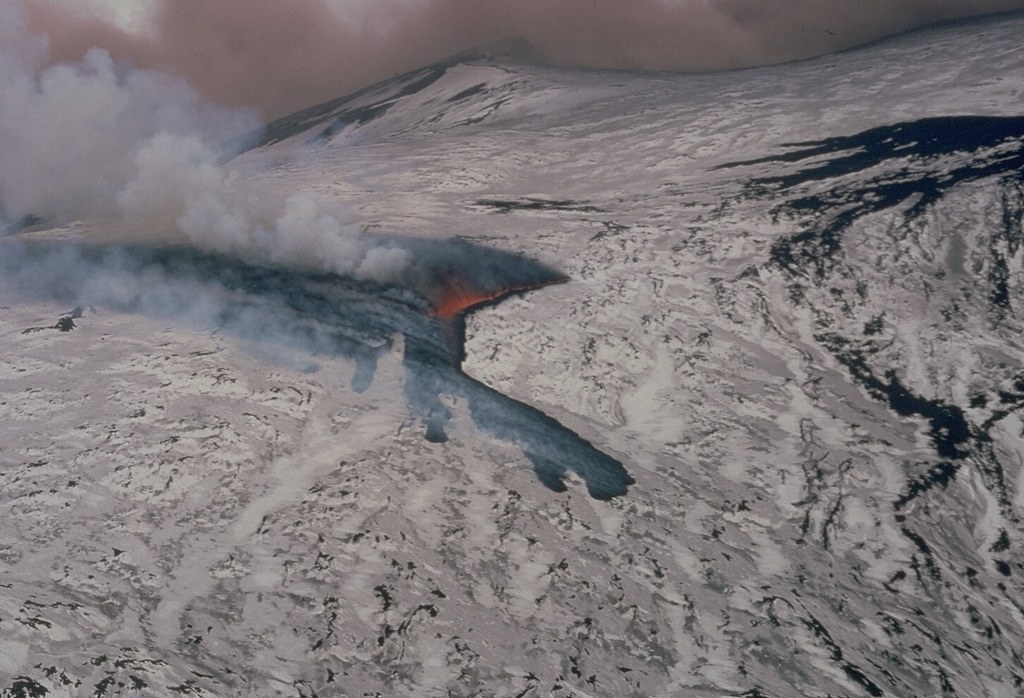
[26,0,1024,120]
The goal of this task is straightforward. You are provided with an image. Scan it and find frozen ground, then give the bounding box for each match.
[3,12,1024,697]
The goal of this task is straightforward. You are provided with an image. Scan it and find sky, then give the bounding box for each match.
[25,0,1024,121]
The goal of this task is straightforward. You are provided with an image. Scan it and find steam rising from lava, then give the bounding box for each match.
[1,0,410,290]
[1,0,568,316]
[1,0,573,342]
[0,0,630,500]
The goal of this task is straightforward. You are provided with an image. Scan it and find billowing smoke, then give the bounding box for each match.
[0,4,255,222]
[25,0,1024,120]
[0,0,632,499]
[0,0,543,319]
[0,0,413,287]
[0,0,553,317]
[114,134,413,283]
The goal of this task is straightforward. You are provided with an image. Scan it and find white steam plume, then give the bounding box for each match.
[1,0,411,286]
[0,2,254,222]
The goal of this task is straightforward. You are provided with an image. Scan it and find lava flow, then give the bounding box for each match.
[429,277,568,319]
[394,238,570,320]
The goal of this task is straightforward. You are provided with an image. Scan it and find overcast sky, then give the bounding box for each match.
[22,0,1024,119]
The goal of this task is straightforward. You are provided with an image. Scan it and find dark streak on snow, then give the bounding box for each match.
[721,116,1024,515]
[474,198,605,215]
[814,332,971,460]
[720,115,1024,280]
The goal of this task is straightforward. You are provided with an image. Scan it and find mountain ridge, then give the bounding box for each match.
[3,10,1024,697]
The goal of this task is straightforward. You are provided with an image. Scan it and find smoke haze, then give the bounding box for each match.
[27,0,1024,120]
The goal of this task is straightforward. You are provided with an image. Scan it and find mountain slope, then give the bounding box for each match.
[3,12,1024,698]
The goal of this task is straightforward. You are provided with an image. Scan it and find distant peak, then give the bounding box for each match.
[443,37,540,66]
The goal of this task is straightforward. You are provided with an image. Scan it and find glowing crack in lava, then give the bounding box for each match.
[396,248,632,500]
[428,276,569,318]
[403,239,571,319]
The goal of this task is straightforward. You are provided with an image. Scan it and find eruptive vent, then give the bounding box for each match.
[429,277,568,318]
[404,240,570,319]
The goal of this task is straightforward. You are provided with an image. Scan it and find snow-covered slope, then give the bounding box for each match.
[3,12,1024,697]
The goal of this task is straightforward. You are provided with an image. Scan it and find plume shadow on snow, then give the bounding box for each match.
[0,237,633,500]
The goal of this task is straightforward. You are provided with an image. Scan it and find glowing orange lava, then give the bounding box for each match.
[429,278,567,318]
